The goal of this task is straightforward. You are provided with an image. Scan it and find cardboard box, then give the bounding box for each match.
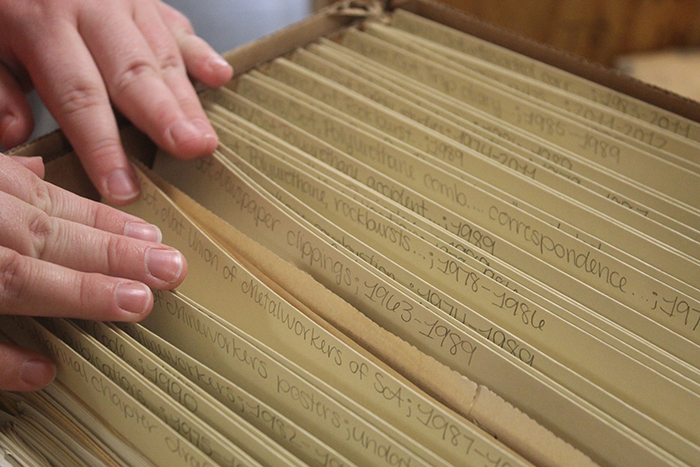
[9,1,700,466]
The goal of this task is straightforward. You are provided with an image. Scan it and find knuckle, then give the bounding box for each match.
[82,136,124,164]
[26,210,54,258]
[156,48,183,74]
[0,249,30,309]
[93,202,131,234]
[76,273,99,314]
[55,79,104,119]
[79,203,101,230]
[27,178,53,213]
[105,234,139,275]
[112,59,159,97]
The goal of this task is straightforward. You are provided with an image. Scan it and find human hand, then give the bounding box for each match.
[0,154,188,392]
[0,0,233,205]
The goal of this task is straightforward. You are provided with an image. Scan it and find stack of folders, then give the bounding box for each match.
[2,9,699,467]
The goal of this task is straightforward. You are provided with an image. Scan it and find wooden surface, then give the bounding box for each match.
[315,0,700,65]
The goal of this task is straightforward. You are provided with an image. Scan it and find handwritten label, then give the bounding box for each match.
[140,292,444,467]
[338,29,700,210]
[300,45,690,229]
[228,78,700,339]
[118,319,353,467]
[212,143,537,369]
[37,318,255,467]
[126,168,523,467]
[265,60,539,180]
[207,87,700,361]
[166,131,700,454]
[368,23,700,162]
[0,316,216,467]
[391,9,700,142]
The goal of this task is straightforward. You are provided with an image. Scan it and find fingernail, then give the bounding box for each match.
[1,114,17,133]
[192,118,218,147]
[106,169,139,202]
[20,358,56,387]
[166,120,201,147]
[115,282,152,315]
[24,156,43,165]
[192,118,213,135]
[0,114,18,148]
[125,222,163,243]
[208,55,232,74]
[146,248,185,284]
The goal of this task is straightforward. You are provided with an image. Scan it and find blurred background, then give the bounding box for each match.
[158,0,312,57]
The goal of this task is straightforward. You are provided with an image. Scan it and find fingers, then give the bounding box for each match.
[0,155,161,242]
[0,1,221,393]
[80,2,217,161]
[0,341,55,392]
[131,2,219,155]
[0,190,186,290]
[3,1,231,204]
[0,245,157,321]
[7,155,44,178]
[0,61,33,149]
[16,15,140,206]
[155,2,234,88]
